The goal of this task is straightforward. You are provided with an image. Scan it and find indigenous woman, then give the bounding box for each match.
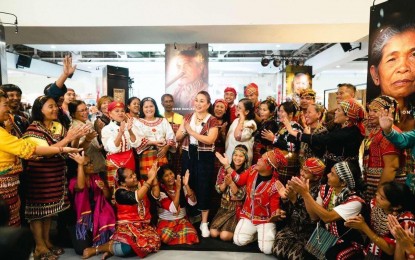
[346,182,415,259]
[216,148,288,255]
[69,100,106,174]
[225,98,257,166]
[212,99,230,174]
[363,96,405,202]
[23,95,88,259]
[94,96,114,150]
[134,97,175,178]
[101,101,143,197]
[156,166,199,245]
[0,92,80,229]
[273,157,325,260]
[126,96,140,120]
[262,101,303,185]
[252,97,279,164]
[68,152,115,255]
[210,144,248,241]
[82,163,161,259]
[284,99,365,183]
[298,104,328,165]
[290,161,366,260]
[176,91,219,238]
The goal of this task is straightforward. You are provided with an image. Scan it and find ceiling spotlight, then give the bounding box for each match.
[261,58,270,67]
[273,59,281,67]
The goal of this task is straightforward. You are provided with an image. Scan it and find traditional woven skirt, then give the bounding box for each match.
[0,174,21,226]
[139,149,168,177]
[210,199,243,233]
[111,221,160,258]
[25,157,70,221]
[157,218,199,245]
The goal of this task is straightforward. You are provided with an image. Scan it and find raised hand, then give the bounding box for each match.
[147,161,158,181]
[288,176,309,196]
[275,180,287,199]
[215,152,230,166]
[85,130,98,142]
[261,129,275,142]
[68,151,85,165]
[126,118,133,131]
[175,175,182,191]
[119,121,126,133]
[183,170,190,186]
[63,55,77,77]
[378,108,394,134]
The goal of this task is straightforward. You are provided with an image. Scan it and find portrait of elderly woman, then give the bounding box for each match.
[166,45,209,112]
[369,22,415,131]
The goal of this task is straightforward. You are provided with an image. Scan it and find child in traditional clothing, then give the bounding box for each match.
[68,152,116,255]
[210,144,249,241]
[216,148,288,254]
[156,165,199,245]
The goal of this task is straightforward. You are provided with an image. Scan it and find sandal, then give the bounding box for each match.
[48,246,65,255]
[33,251,58,260]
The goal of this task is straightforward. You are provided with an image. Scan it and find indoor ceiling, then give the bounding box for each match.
[1,0,381,76]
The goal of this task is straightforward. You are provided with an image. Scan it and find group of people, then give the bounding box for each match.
[0,54,415,260]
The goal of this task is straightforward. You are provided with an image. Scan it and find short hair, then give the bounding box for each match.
[381,181,415,214]
[337,83,356,94]
[68,100,86,118]
[139,97,162,118]
[31,95,55,122]
[238,98,255,120]
[97,96,114,111]
[278,101,297,116]
[161,93,174,103]
[0,84,22,95]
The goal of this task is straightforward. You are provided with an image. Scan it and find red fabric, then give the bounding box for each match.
[107,101,125,112]
[229,104,237,123]
[244,82,259,96]
[106,149,135,171]
[231,166,280,224]
[224,87,237,96]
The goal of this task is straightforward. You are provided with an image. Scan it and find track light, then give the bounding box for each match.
[261,58,270,67]
[273,59,281,67]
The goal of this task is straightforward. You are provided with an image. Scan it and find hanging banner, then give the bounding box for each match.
[165,43,209,115]
[367,0,415,130]
[285,65,312,104]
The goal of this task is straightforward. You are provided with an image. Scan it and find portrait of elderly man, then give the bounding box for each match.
[166,48,209,112]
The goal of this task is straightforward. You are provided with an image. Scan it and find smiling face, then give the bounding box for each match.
[128,98,140,115]
[6,91,21,110]
[236,101,248,118]
[142,100,155,119]
[120,168,138,188]
[109,107,126,122]
[224,91,236,105]
[334,105,348,124]
[254,154,272,174]
[0,97,10,123]
[100,99,111,115]
[214,102,226,119]
[160,169,176,188]
[375,185,392,211]
[277,105,291,121]
[305,105,321,125]
[367,103,381,126]
[300,95,314,110]
[232,149,247,169]
[336,86,355,104]
[41,98,59,122]
[74,103,89,122]
[193,93,210,113]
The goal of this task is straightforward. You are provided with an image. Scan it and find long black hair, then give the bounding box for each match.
[382,181,415,214]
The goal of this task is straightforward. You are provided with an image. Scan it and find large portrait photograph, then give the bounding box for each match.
[367,0,415,131]
[165,43,209,115]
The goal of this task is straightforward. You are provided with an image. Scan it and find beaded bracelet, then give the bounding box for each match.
[225,165,231,171]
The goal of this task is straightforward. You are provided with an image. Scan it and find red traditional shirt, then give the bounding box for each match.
[231,166,280,224]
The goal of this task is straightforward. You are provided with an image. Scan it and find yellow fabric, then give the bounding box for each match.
[23,121,63,147]
[165,112,183,125]
[0,127,36,174]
